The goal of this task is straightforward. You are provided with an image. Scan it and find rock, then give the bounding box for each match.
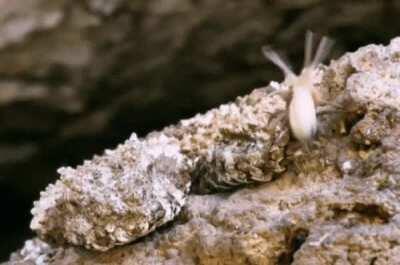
[168,89,289,193]
[29,81,291,250]
[30,134,191,251]
[1,0,399,258]
[6,36,400,264]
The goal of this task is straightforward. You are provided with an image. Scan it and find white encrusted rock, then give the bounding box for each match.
[30,133,191,251]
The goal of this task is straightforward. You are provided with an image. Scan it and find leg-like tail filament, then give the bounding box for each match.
[262,46,294,77]
[303,30,314,68]
[311,36,334,67]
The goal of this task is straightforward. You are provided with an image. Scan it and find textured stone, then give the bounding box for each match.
[7,36,400,264]
[2,2,400,258]
[30,134,190,251]
[168,89,289,193]
[30,82,292,250]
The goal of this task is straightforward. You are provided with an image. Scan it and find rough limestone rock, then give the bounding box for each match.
[30,134,191,251]
[29,76,290,251]
[2,0,396,197]
[6,36,400,265]
[168,89,289,193]
[1,0,398,258]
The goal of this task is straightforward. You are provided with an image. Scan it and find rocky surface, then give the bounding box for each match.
[2,0,398,190]
[5,33,400,264]
[29,79,289,251]
[30,134,190,251]
[2,0,400,259]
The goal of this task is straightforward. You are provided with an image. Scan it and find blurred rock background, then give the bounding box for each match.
[0,0,398,261]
